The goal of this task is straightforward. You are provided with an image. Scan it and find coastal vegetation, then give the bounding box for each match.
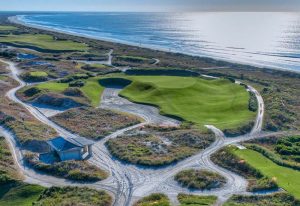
[177,193,217,206]
[233,147,300,199]
[24,152,108,182]
[34,187,112,206]
[0,75,57,152]
[51,107,141,140]
[174,169,226,190]
[224,193,299,206]
[134,193,170,206]
[211,146,278,192]
[106,126,214,166]
[21,71,49,82]
[0,25,17,31]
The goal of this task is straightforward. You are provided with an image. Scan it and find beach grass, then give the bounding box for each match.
[177,193,217,206]
[120,76,255,130]
[233,148,300,199]
[0,34,88,51]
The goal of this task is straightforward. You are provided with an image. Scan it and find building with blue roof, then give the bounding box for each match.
[45,136,94,161]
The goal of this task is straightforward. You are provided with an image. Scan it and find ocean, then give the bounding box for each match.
[16,12,300,72]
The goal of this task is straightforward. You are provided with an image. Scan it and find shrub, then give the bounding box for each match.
[175,169,226,190]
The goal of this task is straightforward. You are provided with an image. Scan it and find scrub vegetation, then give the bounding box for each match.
[177,193,217,206]
[224,193,299,206]
[175,169,226,190]
[211,146,278,192]
[134,193,170,206]
[106,126,214,166]
[51,107,141,140]
[24,152,108,182]
[34,187,112,206]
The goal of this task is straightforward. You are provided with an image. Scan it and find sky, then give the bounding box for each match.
[1,0,300,12]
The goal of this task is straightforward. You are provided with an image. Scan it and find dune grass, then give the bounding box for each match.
[134,193,170,206]
[233,148,300,199]
[120,76,255,130]
[0,34,88,51]
[178,193,217,206]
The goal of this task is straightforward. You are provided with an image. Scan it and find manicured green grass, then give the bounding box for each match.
[0,26,17,31]
[80,77,104,106]
[36,77,104,106]
[120,76,255,130]
[36,82,69,92]
[90,63,107,68]
[234,148,300,199]
[29,71,48,77]
[0,34,88,51]
[0,183,44,206]
[178,193,217,206]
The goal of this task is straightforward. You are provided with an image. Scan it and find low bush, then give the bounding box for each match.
[51,107,141,140]
[175,169,226,190]
[69,79,85,87]
[134,193,170,206]
[34,186,112,206]
[106,127,214,166]
[224,193,300,206]
[177,193,217,206]
[24,153,108,182]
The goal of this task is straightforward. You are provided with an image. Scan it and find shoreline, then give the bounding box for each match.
[8,15,300,74]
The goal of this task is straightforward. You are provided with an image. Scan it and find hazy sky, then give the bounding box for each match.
[1,0,300,12]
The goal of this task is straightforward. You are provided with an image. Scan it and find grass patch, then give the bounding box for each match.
[35,186,112,206]
[0,183,44,206]
[175,169,226,190]
[0,34,88,52]
[224,193,299,206]
[134,193,170,206]
[24,152,108,182]
[51,107,141,140]
[233,148,300,199]
[120,76,255,130]
[106,126,214,166]
[211,146,278,192]
[0,26,17,31]
[178,193,217,206]
[29,71,48,77]
[36,82,69,92]
[80,77,104,106]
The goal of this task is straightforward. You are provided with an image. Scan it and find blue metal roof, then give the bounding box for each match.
[47,136,93,152]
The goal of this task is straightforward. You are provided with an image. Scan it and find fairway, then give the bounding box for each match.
[234,148,300,199]
[0,25,17,31]
[120,76,255,130]
[0,34,88,51]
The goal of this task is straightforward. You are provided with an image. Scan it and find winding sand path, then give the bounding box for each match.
[0,58,275,206]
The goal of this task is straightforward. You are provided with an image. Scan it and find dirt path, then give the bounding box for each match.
[0,58,273,206]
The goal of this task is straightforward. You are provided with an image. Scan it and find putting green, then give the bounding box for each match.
[120,76,255,130]
[234,148,300,199]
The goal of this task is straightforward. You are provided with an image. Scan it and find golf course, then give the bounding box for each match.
[33,75,255,130]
